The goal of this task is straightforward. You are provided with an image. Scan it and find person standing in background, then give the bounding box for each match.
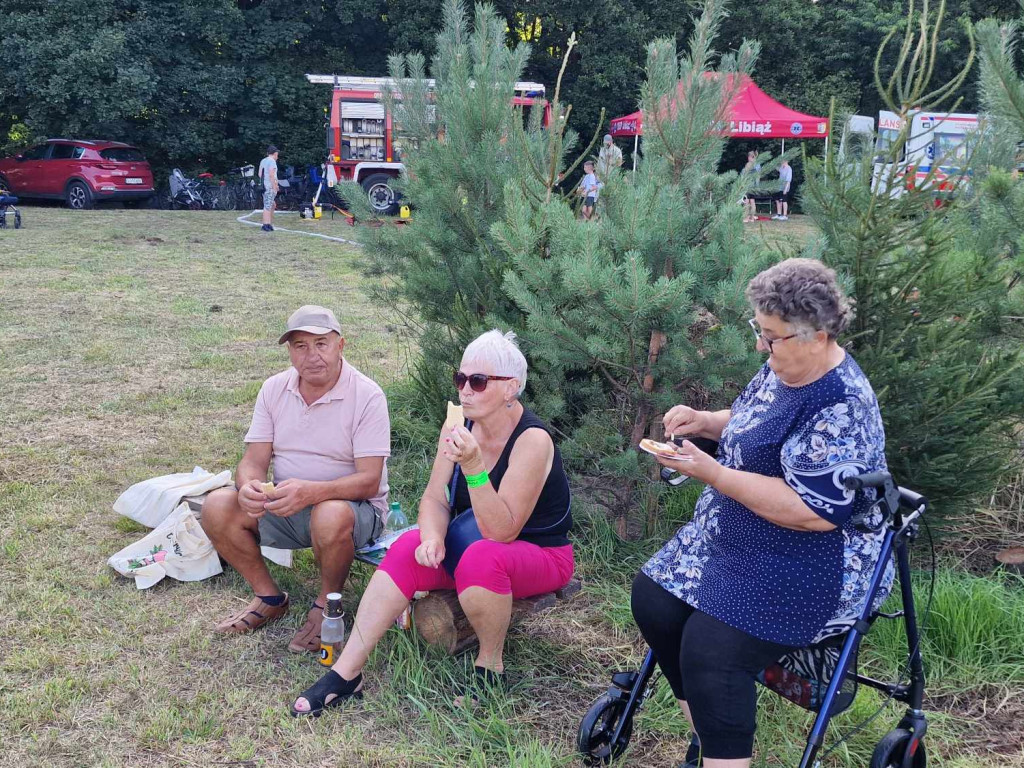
[598,134,623,178]
[259,146,280,232]
[578,160,603,221]
[772,158,793,222]
[741,150,761,223]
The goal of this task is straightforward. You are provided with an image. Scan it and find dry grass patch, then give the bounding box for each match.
[1,208,1021,767]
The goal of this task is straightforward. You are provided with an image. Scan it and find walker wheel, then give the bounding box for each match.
[577,692,633,765]
[870,728,927,768]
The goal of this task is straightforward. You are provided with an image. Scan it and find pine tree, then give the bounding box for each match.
[357,0,773,536]
[353,0,606,418]
[498,0,771,535]
[802,0,1024,523]
[976,14,1024,284]
[353,0,556,415]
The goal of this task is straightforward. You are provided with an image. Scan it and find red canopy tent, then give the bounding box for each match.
[609,75,829,168]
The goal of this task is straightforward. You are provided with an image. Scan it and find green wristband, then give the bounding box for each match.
[465,470,490,488]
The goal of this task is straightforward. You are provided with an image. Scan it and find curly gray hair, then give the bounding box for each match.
[745,258,854,339]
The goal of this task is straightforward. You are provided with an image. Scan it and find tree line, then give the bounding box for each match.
[1,0,1020,180]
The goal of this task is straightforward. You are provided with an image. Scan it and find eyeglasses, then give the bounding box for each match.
[453,371,515,392]
[748,318,798,353]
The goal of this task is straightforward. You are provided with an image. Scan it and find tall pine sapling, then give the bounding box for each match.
[976,15,1024,301]
[352,0,537,416]
[803,0,1024,523]
[498,0,770,535]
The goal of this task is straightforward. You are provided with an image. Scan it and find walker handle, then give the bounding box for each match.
[845,471,929,516]
[843,470,891,491]
[897,487,928,511]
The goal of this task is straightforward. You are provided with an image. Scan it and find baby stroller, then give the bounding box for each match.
[578,467,930,768]
[0,186,22,229]
[168,169,205,210]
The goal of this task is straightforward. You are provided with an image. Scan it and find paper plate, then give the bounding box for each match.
[638,438,693,461]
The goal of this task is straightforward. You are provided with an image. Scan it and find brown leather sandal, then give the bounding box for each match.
[214,593,290,634]
[288,603,325,653]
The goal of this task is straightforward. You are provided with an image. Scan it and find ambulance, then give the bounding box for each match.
[873,109,979,196]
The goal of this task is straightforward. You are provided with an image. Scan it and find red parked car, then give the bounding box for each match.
[0,139,155,209]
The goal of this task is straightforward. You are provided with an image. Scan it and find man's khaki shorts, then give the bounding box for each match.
[257,500,383,550]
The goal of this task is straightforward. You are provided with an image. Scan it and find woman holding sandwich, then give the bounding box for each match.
[290,329,574,716]
[632,259,889,767]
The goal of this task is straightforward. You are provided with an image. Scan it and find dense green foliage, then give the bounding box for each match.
[0,0,331,173]
[498,6,772,532]
[360,0,776,534]
[802,2,1024,522]
[369,0,1024,530]
[2,0,1022,181]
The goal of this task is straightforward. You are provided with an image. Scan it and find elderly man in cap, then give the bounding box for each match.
[597,134,623,179]
[201,305,391,653]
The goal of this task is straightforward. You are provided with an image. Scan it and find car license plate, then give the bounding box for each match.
[126,177,143,185]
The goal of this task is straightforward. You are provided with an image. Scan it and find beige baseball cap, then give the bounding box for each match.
[278,305,342,344]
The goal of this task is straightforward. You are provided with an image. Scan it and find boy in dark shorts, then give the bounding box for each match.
[578,160,602,221]
[772,158,793,221]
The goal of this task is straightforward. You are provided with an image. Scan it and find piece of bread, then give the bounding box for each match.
[638,438,692,460]
[445,401,464,431]
[262,482,276,496]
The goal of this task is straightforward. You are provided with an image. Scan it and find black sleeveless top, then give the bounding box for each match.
[452,409,572,547]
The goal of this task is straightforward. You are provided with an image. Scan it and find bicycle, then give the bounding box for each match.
[226,165,260,210]
[194,173,234,210]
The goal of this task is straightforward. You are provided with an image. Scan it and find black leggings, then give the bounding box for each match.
[630,572,798,760]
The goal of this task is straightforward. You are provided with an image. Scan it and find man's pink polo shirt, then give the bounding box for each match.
[244,360,390,512]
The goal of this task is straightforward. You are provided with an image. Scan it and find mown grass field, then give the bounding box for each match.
[1,208,1022,767]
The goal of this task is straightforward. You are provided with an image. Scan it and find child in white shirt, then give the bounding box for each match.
[578,160,603,221]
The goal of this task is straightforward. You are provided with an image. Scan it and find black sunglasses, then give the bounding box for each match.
[453,371,515,392]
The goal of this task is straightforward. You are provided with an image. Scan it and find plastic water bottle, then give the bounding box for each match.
[387,501,413,630]
[388,500,408,531]
[319,592,346,667]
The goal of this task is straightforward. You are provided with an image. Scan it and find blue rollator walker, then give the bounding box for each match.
[0,187,22,229]
[578,465,930,768]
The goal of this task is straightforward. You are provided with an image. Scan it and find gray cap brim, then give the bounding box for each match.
[278,325,336,344]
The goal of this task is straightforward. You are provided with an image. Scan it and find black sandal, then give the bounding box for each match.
[289,670,363,718]
[454,666,506,706]
[680,733,703,767]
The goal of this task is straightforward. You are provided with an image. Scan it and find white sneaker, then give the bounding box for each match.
[771,214,781,220]
[779,215,789,221]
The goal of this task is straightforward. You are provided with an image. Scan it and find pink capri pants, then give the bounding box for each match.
[378,529,575,599]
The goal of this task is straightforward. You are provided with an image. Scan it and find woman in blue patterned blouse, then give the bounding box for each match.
[633,258,889,767]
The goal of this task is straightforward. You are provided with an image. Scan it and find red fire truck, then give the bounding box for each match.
[306,74,551,214]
